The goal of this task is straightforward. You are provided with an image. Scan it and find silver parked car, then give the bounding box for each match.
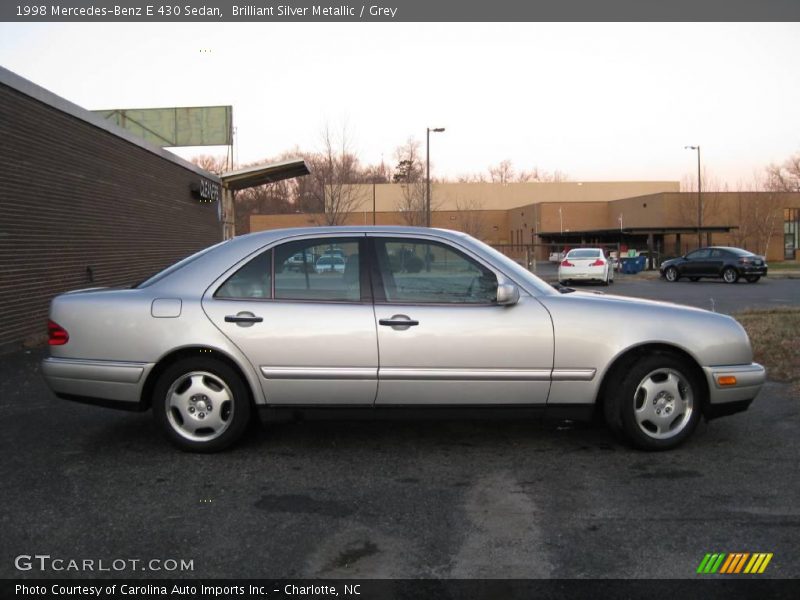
[42,227,765,452]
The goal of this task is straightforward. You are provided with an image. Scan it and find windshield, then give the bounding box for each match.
[567,249,603,258]
[136,239,230,288]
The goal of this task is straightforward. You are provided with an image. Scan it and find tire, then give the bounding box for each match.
[745,275,761,283]
[722,267,739,284]
[604,353,703,451]
[665,266,679,282]
[689,277,700,282]
[153,357,252,452]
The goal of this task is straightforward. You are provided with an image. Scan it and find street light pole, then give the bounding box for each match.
[685,145,702,247]
[426,127,445,227]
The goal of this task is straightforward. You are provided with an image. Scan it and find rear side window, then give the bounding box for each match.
[274,238,362,301]
[215,250,272,299]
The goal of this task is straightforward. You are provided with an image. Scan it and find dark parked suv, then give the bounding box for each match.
[660,246,768,284]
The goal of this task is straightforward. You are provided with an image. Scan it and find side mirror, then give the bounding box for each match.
[496,282,520,305]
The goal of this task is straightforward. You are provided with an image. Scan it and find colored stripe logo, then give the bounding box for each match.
[697,552,773,574]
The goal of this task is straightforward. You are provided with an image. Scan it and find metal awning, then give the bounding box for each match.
[221,158,310,191]
[539,226,735,237]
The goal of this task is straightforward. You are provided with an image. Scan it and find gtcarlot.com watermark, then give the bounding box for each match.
[14,554,194,573]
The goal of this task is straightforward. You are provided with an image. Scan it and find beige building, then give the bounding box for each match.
[249,181,800,262]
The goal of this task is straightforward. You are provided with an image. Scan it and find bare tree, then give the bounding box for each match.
[395,180,429,226]
[190,154,228,176]
[727,191,783,256]
[517,166,569,183]
[455,172,487,183]
[454,197,486,239]
[392,137,424,183]
[390,138,429,225]
[307,123,366,226]
[727,173,786,256]
[765,152,800,192]
[489,159,515,184]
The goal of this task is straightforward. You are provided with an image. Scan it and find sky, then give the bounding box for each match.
[0,22,798,187]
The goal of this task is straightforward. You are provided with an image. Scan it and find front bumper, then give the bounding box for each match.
[703,363,765,406]
[42,357,153,410]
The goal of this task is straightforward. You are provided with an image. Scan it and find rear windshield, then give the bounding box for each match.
[725,247,756,257]
[567,249,603,258]
[136,240,230,288]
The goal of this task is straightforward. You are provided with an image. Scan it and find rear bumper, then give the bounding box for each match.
[559,268,607,280]
[42,357,153,409]
[703,363,765,407]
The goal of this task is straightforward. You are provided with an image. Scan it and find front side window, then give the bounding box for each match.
[374,238,497,304]
[687,249,710,260]
[274,238,362,301]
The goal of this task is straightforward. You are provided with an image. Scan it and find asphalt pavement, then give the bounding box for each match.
[1,343,798,579]
[532,264,800,314]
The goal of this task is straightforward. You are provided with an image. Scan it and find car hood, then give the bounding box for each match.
[537,290,752,367]
[659,257,682,268]
[564,290,709,312]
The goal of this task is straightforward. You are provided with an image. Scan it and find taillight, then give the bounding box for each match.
[590,259,606,266]
[561,260,574,267]
[48,320,69,345]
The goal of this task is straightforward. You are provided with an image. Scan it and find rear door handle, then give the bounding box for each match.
[379,315,419,328]
[225,313,263,324]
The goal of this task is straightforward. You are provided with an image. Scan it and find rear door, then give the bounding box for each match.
[708,248,727,275]
[202,234,379,405]
[369,234,554,406]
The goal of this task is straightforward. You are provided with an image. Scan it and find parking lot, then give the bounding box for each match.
[2,277,798,580]
[542,270,800,314]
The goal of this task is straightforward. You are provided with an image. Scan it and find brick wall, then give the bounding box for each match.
[0,83,222,352]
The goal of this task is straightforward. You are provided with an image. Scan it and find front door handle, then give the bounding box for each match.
[379,315,419,329]
[225,312,263,325]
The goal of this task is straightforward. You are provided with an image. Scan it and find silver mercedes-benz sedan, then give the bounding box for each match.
[42,226,765,452]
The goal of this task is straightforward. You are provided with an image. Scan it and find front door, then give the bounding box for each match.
[202,235,379,405]
[369,235,554,406]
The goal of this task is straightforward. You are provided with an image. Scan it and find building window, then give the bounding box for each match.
[785,208,799,260]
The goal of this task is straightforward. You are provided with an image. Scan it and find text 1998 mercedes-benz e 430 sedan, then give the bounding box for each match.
[42,227,765,452]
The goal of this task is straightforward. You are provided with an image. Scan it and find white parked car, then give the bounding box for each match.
[315,255,346,274]
[558,248,614,286]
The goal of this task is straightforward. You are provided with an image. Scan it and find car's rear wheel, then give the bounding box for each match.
[153,357,251,452]
[722,267,739,284]
[745,275,761,283]
[665,266,679,282]
[604,353,702,450]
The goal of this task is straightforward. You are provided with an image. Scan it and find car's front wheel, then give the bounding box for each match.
[604,353,702,450]
[722,267,739,284]
[153,357,252,452]
[664,266,679,282]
